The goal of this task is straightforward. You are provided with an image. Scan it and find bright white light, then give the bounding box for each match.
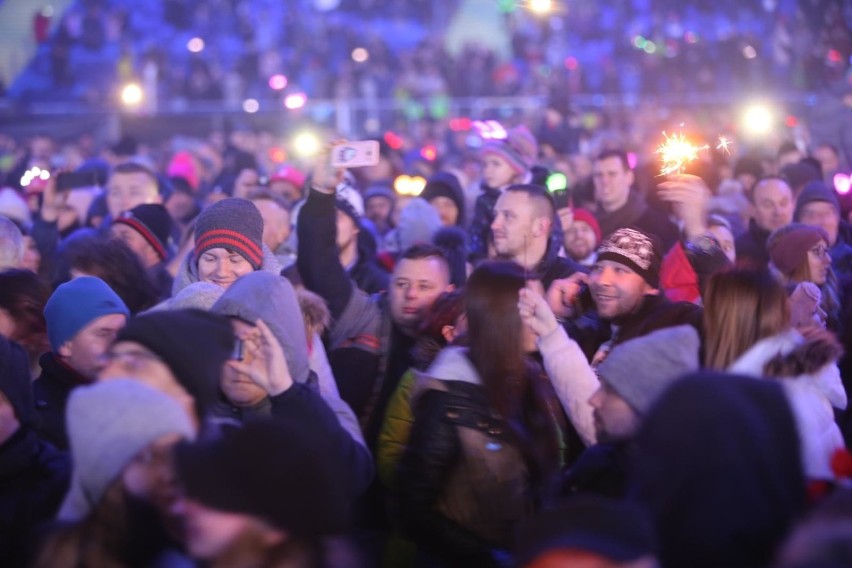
[39,170,50,180]
[834,173,851,195]
[242,98,259,113]
[742,104,773,136]
[529,0,553,14]
[284,93,307,110]
[187,37,205,53]
[742,45,757,59]
[293,132,321,158]
[352,47,369,63]
[268,74,288,91]
[120,83,144,106]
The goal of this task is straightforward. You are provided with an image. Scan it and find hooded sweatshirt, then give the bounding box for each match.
[172,243,282,296]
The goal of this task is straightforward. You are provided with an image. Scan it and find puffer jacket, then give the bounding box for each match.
[728,329,847,480]
[396,347,559,567]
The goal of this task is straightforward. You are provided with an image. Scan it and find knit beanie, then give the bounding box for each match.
[480,125,539,175]
[194,198,264,270]
[596,228,662,288]
[335,196,362,225]
[794,181,841,221]
[597,325,700,415]
[364,184,396,205]
[115,309,235,417]
[211,271,310,384]
[270,165,307,189]
[167,151,200,192]
[175,416,349,539]
[420,172,466,225]
[767,223,829,277]
[44,276,130,351]
[781,161,822,193]
[113,203,173,261]
[58,379,195,521]
[572,208,602,244]
[395,197,442,252]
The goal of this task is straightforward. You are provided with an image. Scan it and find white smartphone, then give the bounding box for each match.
[331,141,380,168]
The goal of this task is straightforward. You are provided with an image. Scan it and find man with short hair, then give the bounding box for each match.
[35,276,129,449]
[298,163,454,444]
[110,203,174,298]
[735,176,795,268]
[334,195,390,295]
[592,150,679,253]
[490,184,583,290]
[560,208,601,266]
[106,162,162,220]
[0,216,23,271]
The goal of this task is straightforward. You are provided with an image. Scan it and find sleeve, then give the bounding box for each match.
[397,390,497,566]
[270,383,374,496]
[376,370,417,487]
[467,193,493,262]
[537,325,599,447]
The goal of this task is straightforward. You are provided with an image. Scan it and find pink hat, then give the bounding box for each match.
[571,208,602,244]
[270,165,306,189]
[167,151,200,192]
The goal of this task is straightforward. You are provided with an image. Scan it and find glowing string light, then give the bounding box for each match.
[656,131,708,176]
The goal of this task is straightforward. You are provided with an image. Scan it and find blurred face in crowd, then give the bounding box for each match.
[365,196,394,230]
[20,235,41,273]
[252,198,291,252]
[708,224,736,264]
[751,179,794,232]
[588,260,654,320]
[197,248,254,289]
[335,210,359,254]
[491,191,540,261]
[107,172,161,219]
[593,156,634,213]
[268,180,301,202]
[814,145,840,176]
[58,313,127,380]
[220,319,268,407]
[564,220,598,262]
[110,224,161,269]
[100,341,197,422]
[389,257,452,334]
[429,196,459,226]
[798,201,839,246]
[123,433,185,527]
[177,498,285,560]
[589,382,640,443]
[807,240,831,286]
[482,154,519,189]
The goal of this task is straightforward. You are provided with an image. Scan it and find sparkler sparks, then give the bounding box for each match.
[656,131,709,176]
[716,136,733,154]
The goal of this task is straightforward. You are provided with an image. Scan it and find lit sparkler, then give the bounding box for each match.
[716,136,733,154]
[656,131,709,176]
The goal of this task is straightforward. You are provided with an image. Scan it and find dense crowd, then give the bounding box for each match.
[8,0,851,105]
[0,113,851,567]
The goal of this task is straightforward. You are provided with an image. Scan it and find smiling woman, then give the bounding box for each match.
[172,198,281,294]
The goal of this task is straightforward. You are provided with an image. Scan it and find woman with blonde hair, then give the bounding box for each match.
[703,268,847,481]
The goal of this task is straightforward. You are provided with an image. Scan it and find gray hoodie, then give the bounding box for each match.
[172,244,282,296]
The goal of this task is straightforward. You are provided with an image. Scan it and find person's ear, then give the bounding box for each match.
[441,324,456,343]
[58,340,73,358]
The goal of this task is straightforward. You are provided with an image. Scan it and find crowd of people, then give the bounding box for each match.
[0,115,851,568]
[7,0,851,106]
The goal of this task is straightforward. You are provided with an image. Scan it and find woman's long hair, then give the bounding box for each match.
[465,261,563,495]
[704,267,791,370]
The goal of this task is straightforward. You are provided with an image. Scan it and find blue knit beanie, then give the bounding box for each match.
[44,276,130,351]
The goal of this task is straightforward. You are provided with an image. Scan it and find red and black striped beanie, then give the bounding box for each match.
[114,203,173,261]
[194,198,264,269]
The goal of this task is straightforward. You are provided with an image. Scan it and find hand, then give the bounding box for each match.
[518,287,559,338]
[309,139,347,194]
[226,319,293,396]
[557,207,574,233]
[657,174,710,240]
[545,272,589,320]
[40,174,68,224]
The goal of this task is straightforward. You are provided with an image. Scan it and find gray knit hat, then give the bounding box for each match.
[58,379,195,521]
[194,198,264,269]
[597,325,700,415]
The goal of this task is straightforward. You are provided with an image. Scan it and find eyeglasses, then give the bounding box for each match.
[809,245,830,259]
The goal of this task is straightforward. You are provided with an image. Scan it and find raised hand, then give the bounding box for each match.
[226,319,293,397]
[309,139,347,194]
[545,272,589,320]
[657,173,710,240]
[518,287,559,338]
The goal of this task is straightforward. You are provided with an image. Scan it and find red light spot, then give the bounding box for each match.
[828,49,842,64]
[421,145,437,161]
[564,57,579,70]
[449,117,472,131]
[268,147,287,163]
[785,115,798,128]
[384,131,403,150]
